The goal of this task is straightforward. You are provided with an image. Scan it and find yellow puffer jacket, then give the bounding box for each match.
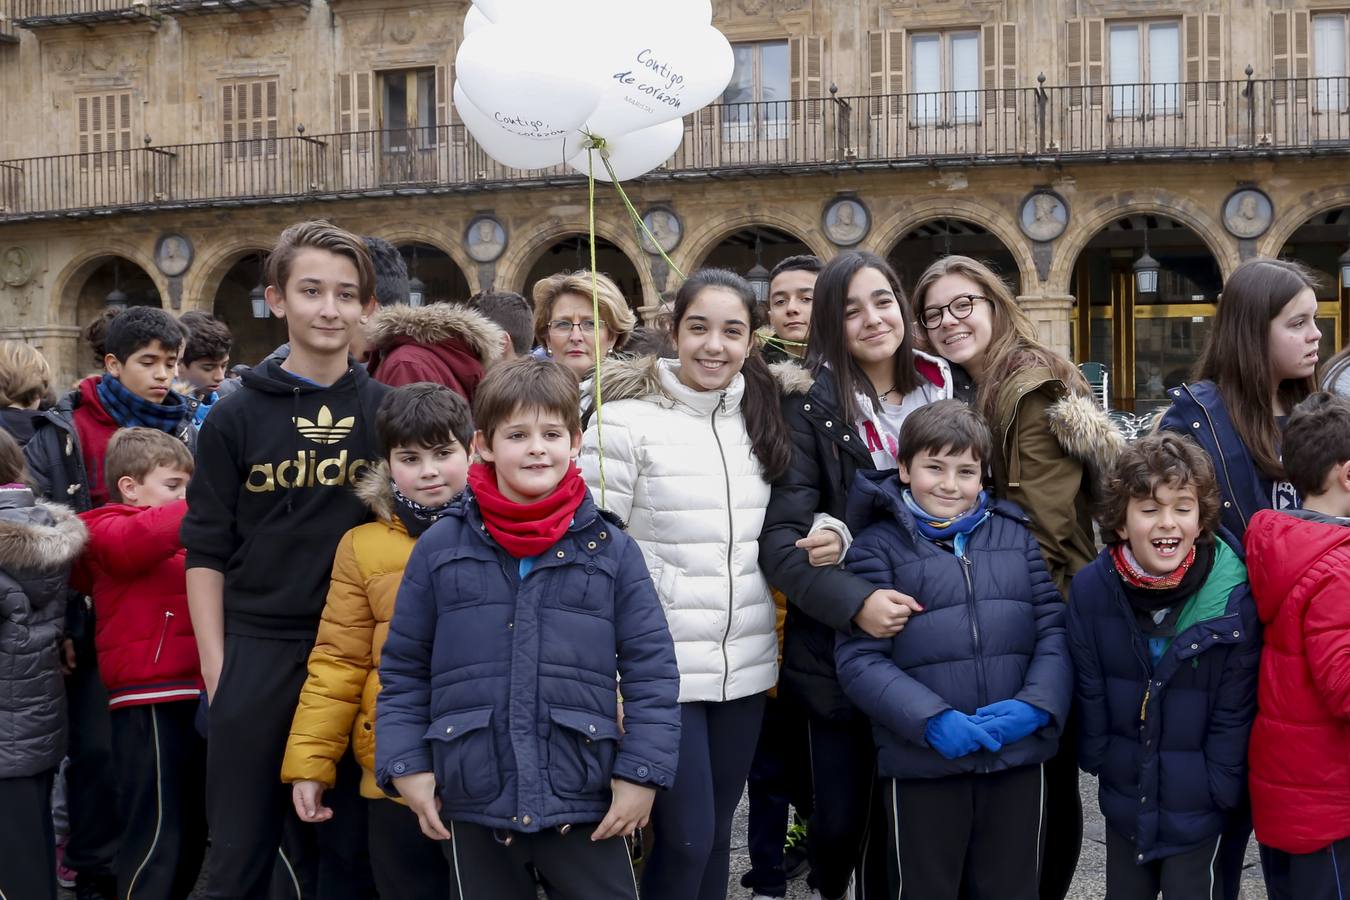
[281,464,415,800]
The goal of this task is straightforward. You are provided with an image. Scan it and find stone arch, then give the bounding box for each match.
[680,210,831,273]
[366,224,478,295]
[1049,190,1236,292]
[871,199,1035,293]
[186,238,273,314]
[500,217,656,310]
[52,242,163,325]
[1257,184,1350,260]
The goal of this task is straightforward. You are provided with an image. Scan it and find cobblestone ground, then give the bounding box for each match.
[727,773,1268,900]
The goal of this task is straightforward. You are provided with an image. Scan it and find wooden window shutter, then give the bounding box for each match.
[90,94,103,154]
[806,35,824,120]
[1204,14,1223,101]
[436,64,448,136]
[867,30,903,116]
[355,72,372,131]
[221,84,235,159]
[337,72,353,133]
[1293,10,1310,100]
[1002,23,1018,110]
[983,23,998,111]
[888,29,906,94]
[1272,10,1290,100]
[1086,18,1104,106]
[1066,19,1084,107]
[117,94,131,151]
[1185,14,1202,102]
[868,31,886,95]
[265,79,278,153]
[78,96,89,155]
[250,81,264,153]
[789,34,803,120]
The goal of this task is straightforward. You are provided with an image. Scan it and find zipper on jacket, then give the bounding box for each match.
[1185,385,1247,525]
[959,555,989,708]
[153,611,173,664]
[710,394,736,703]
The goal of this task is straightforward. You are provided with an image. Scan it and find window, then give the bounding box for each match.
[1108,21,1181,116]
[77,92,132,169]
[378,68,438,152]
[910,31,980,123]
[1313,14,1348,111]
[721,40,789,140]
[221,78,278,160]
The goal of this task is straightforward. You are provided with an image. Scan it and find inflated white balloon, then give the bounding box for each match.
[584,23,734,139]
[567,119,684,182]
[463,5,491,36]
[471,0,504,22]
[453,83,580,170]
[455,25,605,144]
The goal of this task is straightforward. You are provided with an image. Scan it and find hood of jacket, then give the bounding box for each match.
[239,356,375,396]
[998,368,1126,493]
[354,460,413,533]
[1245,508,1350,626]
[0,489,86,572]
[367,303,505,364]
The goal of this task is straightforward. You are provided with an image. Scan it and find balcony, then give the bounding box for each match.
[11,0,304,26]
[0,77,1347,222]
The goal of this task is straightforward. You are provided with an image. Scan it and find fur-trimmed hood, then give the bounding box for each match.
[354,460,398,524]
[1044,391,1127,489]
[367,303,505,365]
[0,489,87,572]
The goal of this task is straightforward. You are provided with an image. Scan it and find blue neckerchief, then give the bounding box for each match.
[902,489,992,558]
[95,375,188,434]
[192,391,218,428]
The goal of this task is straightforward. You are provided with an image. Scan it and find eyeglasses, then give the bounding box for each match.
[548,319,608,336]
[921,294,988,331]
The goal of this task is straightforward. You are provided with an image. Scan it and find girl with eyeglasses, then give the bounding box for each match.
[911,254,1123,900]
[759,250,958,900]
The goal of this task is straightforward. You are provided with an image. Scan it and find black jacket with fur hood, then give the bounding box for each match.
[0,485,87,777]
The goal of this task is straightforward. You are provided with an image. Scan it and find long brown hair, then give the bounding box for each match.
[672,269,792,481]
[911,255,1088,422]
[0,428,30,487]
[1194,257,1320,478]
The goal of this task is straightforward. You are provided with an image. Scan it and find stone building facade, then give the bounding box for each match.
[0,0,1348,411]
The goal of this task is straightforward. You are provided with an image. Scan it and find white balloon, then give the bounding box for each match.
[453,83,580,170]
[455,25,604,144]
[567,119,684,182]
[584,23,734,139]
[463,5,491,36]
[471,0,504,22]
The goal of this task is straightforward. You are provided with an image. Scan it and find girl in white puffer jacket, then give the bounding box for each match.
[581,269,830,900]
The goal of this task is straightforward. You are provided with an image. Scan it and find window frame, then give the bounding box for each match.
[376,67,440,153]
[907,29,982,125]
[1106,18,1183,118]
[721,39,791,142]
[1311,12,1349,112]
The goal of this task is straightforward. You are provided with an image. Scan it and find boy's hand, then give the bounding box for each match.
[974,700,1050,746]
[797,530,844,567]
[853,590,924,639]
[393,772,452,841]
[591,779,656,841]
[59,638,77,676]
[924,709,1003,759]
[291,781,333,823]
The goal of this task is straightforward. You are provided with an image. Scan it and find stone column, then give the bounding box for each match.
[0,325,84,392]
[1016,294,1076,360]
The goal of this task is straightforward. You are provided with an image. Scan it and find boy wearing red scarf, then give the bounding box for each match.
[1067,433,1260,900]
[375,357,681,899]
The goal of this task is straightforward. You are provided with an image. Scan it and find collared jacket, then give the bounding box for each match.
[1245,509,1350,854]
[1157,381,1276,540]
[365,302,505,401]
[283,465,417,800]
[1067,534,1259,863]
[0,486,86,777]
[759,354,954,720]
[834,471,1072,779]
[376,487,681,833]
[75,500,202,708]
[581,355,778,704]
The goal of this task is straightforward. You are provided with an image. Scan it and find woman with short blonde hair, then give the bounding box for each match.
[0,340,55,446]
[532,270,637,380]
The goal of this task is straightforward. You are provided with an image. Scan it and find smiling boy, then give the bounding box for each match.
[182,221,389,898]
[1068,432,1260,900]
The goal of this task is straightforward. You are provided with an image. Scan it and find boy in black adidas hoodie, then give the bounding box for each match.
[182,221,389,899]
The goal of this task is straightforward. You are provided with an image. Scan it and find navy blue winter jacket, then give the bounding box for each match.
[834,471,1072,780]
[375,487,681,833]
[1066,533,1260,862]
[1156,381,1290,540]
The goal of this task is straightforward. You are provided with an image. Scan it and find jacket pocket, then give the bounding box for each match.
[547,705,621,799]
[425,707,500,804]
[554,555,618,615]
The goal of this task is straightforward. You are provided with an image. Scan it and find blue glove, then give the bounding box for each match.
[924,709,1003,760]
[975,699,1050,746]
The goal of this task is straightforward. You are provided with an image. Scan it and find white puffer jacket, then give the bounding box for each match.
[580,356,776,703]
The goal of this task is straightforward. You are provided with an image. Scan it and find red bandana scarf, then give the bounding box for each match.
[467,461,587,558]
[1108,541,1198,590]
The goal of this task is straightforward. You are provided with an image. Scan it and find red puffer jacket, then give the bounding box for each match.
[75,500,202,708]
[1245,509,1350,854]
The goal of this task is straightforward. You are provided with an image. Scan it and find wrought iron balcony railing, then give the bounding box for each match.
[1,77,1347,221]
[10,0,304,24]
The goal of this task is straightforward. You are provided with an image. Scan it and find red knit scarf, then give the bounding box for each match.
[467,461,586,558]
[1108,541,1198,590]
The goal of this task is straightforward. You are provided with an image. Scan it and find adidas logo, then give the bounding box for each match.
[294,406,355,445]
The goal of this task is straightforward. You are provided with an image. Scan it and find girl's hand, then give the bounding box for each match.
[592,779,656,841]
[291,780,333,823]
[853,589,924,638]
[797,530,844,567]
[393,772,452,841]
